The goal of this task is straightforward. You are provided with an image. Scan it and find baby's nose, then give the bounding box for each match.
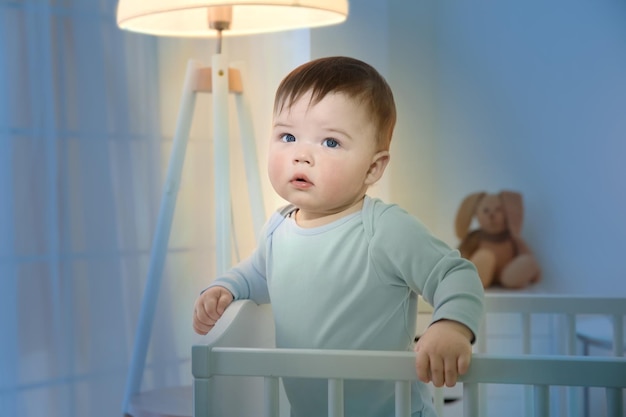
[293,148,313,164]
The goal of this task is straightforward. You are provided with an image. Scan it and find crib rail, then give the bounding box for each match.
[191,346,626,417]
[481,293,626,417]
[482,293,626,356]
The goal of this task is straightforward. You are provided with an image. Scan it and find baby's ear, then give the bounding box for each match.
[365,151,390,185]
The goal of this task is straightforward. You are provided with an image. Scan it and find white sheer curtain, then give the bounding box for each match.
[0,1,188,416]
[0,0,312,416]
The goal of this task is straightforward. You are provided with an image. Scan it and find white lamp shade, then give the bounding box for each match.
[116,0,349,37]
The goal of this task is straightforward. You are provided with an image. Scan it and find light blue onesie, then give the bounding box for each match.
[209,196,484,417]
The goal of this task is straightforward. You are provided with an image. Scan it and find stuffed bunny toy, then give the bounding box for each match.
[455,190,541,288]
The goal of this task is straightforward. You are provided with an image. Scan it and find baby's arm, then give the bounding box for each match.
[414,319,473,387]
[193,286,234,335]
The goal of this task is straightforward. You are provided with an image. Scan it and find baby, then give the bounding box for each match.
[193,56,484,417]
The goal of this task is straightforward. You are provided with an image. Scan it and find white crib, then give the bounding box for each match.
[477,291,626,417]
[192,298,626,417]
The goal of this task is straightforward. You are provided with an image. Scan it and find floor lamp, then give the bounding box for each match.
[115,1,348,416]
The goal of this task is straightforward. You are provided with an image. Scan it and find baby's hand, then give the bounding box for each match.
[414,320,473,387]
[193,286,234,335]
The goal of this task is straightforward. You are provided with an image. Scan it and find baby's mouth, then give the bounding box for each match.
[290,174,312,187]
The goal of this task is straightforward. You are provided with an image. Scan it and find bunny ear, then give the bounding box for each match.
[500,190,524,236]
[455,192,486,239]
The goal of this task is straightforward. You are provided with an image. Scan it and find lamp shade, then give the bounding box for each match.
[116,0,349,37]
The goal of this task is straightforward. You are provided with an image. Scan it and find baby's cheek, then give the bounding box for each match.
[267,155,283,181]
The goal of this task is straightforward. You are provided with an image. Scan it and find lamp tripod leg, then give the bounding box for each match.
[212,54,232,275]
[122,59,200,414]
[122,56,266,417]
[233,75,265,239]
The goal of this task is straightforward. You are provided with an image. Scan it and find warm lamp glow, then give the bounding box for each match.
[116,0,349,37]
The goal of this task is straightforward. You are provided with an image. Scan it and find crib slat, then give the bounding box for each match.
[522,312,531,354]
[432,386,444,417]
[394,381,411,417]
[607,387,624,417]
[534,385,549,417]
[476,321,487,416]
[477,320,487,353]
[264,376,279,417]
[565,314,579,417]
[565,313,576,355]
[613,314,624,356]
[328,378,344,417]
[521,312,532,417]
[463,382,479,417]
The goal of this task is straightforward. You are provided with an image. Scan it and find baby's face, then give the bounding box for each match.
[268,90,380,221]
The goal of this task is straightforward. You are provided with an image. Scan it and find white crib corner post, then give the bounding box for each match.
[192,345,213,417]
[193,377,212,417]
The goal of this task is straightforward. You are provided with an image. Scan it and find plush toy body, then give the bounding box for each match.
[455,191,540,288]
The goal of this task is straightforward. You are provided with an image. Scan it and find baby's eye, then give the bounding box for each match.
[281,133,296,143]
[322,138,340,148]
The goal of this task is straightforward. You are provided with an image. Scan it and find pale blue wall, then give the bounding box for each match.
[313,1,626,294]
[432,1,626,294]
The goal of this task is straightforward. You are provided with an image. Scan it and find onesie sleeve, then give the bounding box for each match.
[369,203,484,340]
[204,209,285,305]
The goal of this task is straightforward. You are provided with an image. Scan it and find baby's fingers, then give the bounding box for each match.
[415,349,464,388]
[193,311,214,335]
[203,287,233,322]
[414,349,435,384]
[457,350,471,376]
[215,290,233,315]
[442,352,472,387]
[415,347,444,387]
[428,356,446,387]
[443,358,459,387]
[192,287,233,335]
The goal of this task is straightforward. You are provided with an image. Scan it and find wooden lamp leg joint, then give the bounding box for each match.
[194,67,243,93]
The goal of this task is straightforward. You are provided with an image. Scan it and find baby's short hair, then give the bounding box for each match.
[274,56,396,151]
